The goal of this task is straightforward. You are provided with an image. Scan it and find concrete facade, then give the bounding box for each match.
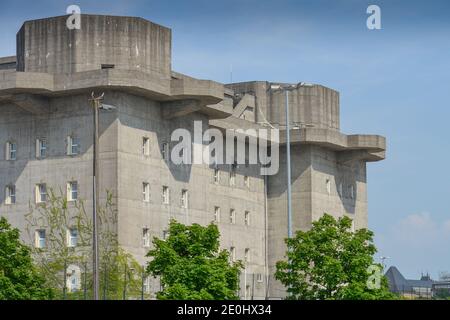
[0,15,385,299]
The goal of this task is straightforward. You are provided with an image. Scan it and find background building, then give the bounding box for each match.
[385,266,450,299]
[0,14,386,299]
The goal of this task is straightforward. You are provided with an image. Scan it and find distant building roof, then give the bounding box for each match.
[385,266,433,293]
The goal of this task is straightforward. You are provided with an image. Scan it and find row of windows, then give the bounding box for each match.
[141,227,253,263]
[35,228,78,248]
[35,225,255,264]
[4,182,78,205]
[213,167,251,188]
[4,136,252,189]
[325,178,356,199]
[4,137,80,160]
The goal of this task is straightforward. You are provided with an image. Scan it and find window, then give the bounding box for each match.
[162,186,170,204]
[162,142,169,161]
[245,285,251,299]
[143,228,150,247]
[143,183,150,202]
[36,138,47,158]
[230,247,236,262]
[326,179,331,195]
[66,266,81,293]
[244,176,250,188]
[101,64,115,69]
[230,167,236,186]
[67,181,78,201]
[6,142,16,160]
[68,272,79,293]
[244,248,250,263]
[142,137,150,156]
[349,185,355,199]
[35,184,47,203]
[162,230,169,240]
[213,168,220,184]
[67,136,80,155]
[214,206,221,223]
[143,276,150,294]
[256,273,264,283]
[244,211,250,226]
[230,209,236,224]
[5,185,16,205]
[181,189,188,209]
[338,182,343,197]
[67,228,78,247]
[35,229,46,248]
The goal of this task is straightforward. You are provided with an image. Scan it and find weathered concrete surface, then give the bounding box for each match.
[0,14,386,300]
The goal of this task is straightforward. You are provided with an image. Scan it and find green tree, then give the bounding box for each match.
[275,214,396,300]
[146,220,243,300]
[25,189,147,300]
[0,217,53,300]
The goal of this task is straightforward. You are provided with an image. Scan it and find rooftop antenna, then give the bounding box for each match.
[230,64,233,83]
[380,256,390,270]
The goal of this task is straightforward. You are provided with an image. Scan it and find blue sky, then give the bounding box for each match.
[1,0,449,279]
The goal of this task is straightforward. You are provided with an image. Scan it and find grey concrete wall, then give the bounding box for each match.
[111,91,268,298]
[17,15,171,77]
[0,93,119,243]
[1,14,384,300]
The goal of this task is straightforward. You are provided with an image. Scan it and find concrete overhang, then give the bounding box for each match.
[208,120,386,162]
[281,128,386,162]
[0,69,232,119]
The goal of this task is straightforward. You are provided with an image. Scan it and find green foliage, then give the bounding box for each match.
[25,189,147,300]
[146,220,243,300]
[275,214,395,300]
[0,217,53,300]
[99,247,147,300]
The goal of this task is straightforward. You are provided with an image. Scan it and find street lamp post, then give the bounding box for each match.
[90,93,102,300]
[89,92,116,301]
[284,89,293,240]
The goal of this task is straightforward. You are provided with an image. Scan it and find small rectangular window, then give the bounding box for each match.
[230,168,236,187]
[162,142,169,161]
[35,229,46,248]
[143,276,150,294]
[230,209,236,224]
[244,176,250,188]
[67,136,80,155]
[6,142,16,160]
[143,228,150,247]
[230,247,236,262]
[67,181,78,201]
[143,183,150,202]
[5,185,16,205]
[245,285,251,299]
[214,206,221,223]
[36,184,47,203]
[67,228,78,247]
[101,64,115,69]
[181,189,188,209]
[256,273,263,283]
[213,168,220,184]
[142,137,150,156]
[245,248,250,263]
[244,211,250,226]
[36,138,47,159]
[162,186,170,204]
[326,179,331,195]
